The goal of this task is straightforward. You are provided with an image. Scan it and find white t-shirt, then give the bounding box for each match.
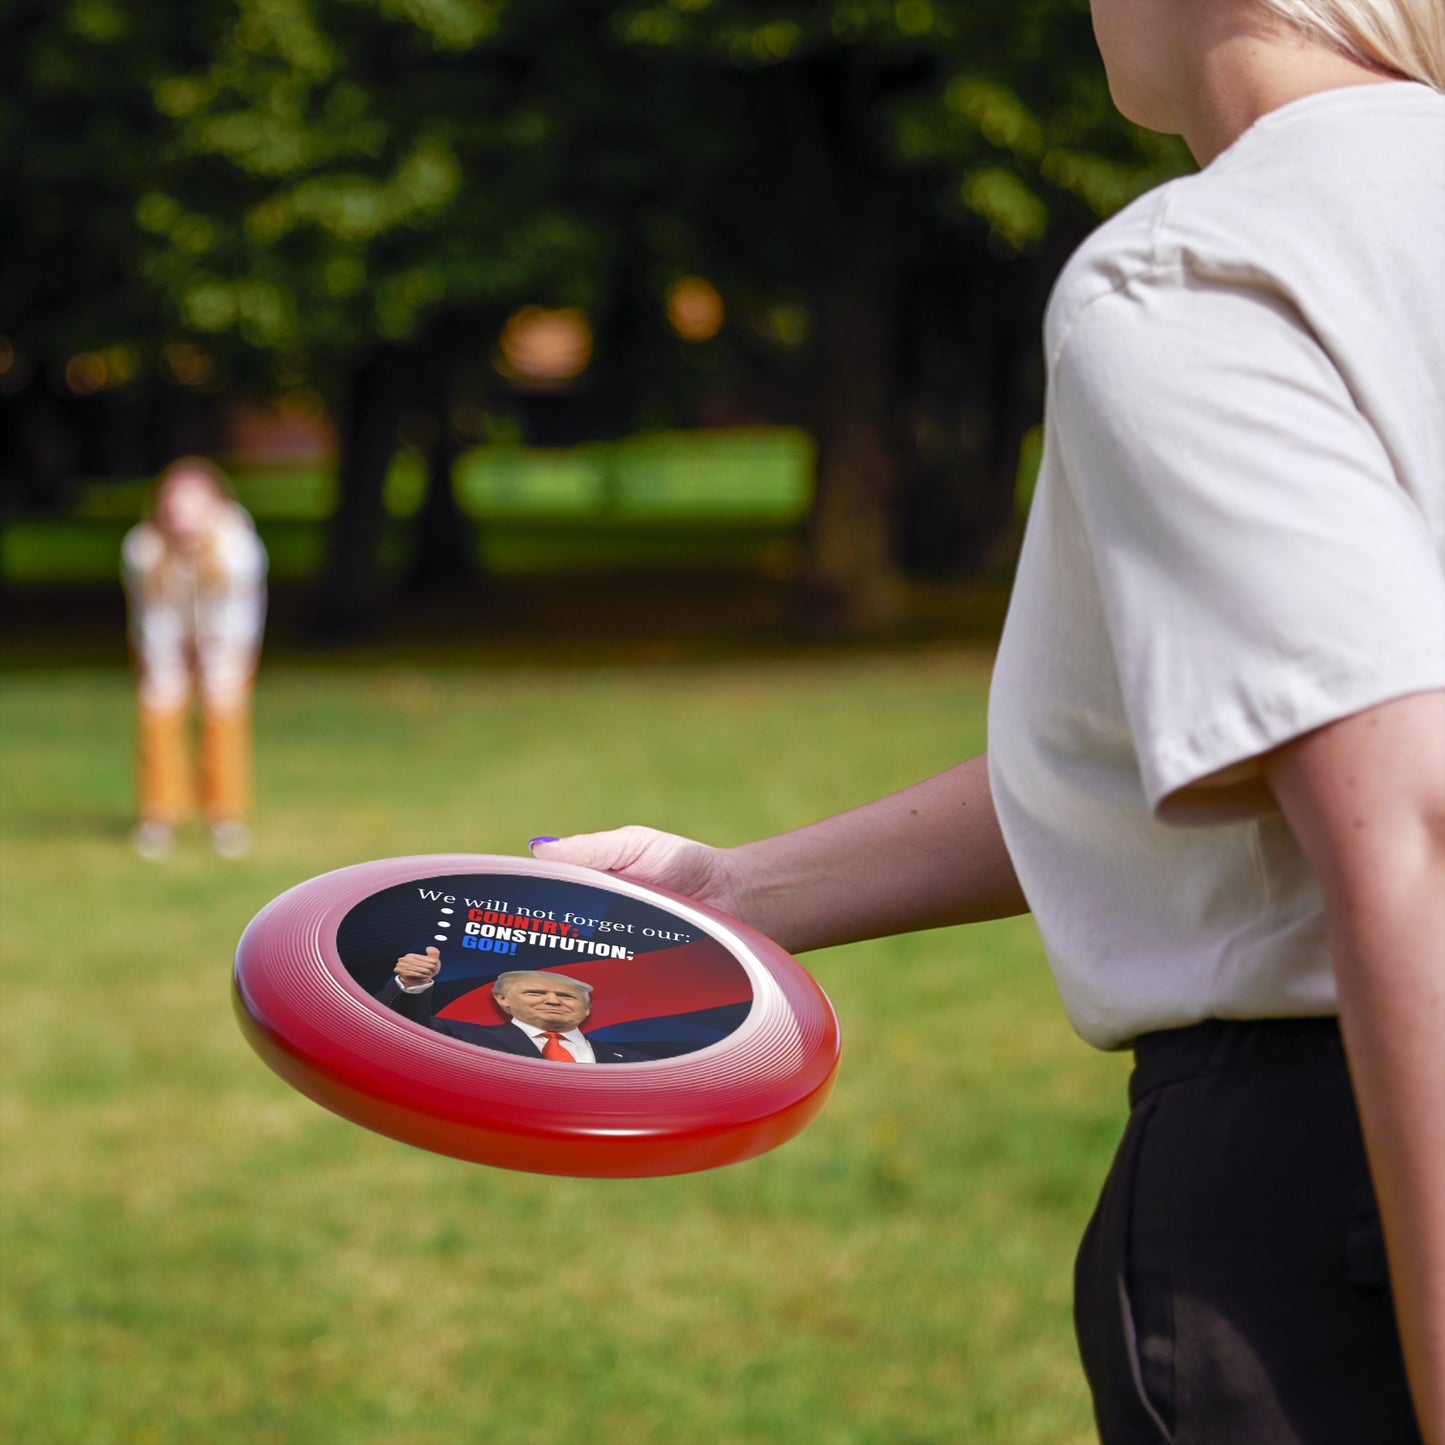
[988,83,1445,1051]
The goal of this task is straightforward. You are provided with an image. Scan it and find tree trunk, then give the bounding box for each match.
[5,381,81,513]
[313,345,405,641]
[780,58,908,635]
[404,353,476,597]
[804,270,905,633]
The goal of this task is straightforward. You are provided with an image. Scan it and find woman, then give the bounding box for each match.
[531,2,1444,1440]
[122,457,267,859]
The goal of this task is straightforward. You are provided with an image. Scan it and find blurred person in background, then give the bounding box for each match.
[531,0,1445,1441]
[121,457,267,860]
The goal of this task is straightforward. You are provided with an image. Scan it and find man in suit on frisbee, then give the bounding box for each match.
[378,953,649,1063]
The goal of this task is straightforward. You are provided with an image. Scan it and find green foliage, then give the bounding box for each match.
[607,0,1190,248]
[127,0,591,367]
[0,1,184,361]
[2,0,1190,385]
[3,0,1191,611]
[0,656,1127,1444]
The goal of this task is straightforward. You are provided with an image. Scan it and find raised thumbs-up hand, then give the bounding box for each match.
[395,945,442,987]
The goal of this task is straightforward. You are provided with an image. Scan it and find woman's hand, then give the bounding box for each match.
[531,827,754,921]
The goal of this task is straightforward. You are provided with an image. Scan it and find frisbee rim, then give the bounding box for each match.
[233,853,840,1176]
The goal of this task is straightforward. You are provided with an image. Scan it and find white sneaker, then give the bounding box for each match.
[210,821,252,859]
[132,820,174,860]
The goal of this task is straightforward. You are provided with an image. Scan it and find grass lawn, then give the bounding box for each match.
[0,651,1127,1444]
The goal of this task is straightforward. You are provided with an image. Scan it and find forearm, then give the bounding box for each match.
[1265,691,1445,1443]
[1331,861,1445,1445]
[726,752,1028,954]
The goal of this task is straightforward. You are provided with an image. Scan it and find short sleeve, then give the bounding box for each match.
[215,507,268,585]
[1053,273,1445,821]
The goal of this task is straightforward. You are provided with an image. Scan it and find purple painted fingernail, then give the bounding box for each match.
[528,836,559,850]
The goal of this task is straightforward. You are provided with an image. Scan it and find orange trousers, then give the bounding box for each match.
[136,692,252,826]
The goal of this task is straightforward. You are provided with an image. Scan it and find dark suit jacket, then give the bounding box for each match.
[376,979,651,1063]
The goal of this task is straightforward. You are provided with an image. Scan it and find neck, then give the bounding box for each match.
[1178,8,1400,166]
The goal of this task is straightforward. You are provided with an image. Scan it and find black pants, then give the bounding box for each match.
[1074,1018,1422,1445]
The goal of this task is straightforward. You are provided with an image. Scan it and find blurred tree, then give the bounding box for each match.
[2,0,1189,633]
[605,0,1191,627]
[123,0,783,633]
[0,0,213,509]
[125,0,615,633]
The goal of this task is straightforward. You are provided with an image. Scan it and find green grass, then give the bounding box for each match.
[0,654,1128,1444]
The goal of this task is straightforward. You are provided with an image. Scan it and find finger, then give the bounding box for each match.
[426,946,440,962]
[531,827,653,874]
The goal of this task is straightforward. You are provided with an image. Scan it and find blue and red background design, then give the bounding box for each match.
[336,873,753,1059]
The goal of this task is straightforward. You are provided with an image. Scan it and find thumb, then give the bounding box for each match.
[426,946,440,961]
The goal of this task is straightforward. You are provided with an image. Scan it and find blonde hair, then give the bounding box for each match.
[147,456,239,594]
[1257,0,1445,89]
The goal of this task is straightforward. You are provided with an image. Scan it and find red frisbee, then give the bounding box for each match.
[233,854,840,1177]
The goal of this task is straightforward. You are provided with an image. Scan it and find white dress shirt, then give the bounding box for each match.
[506,1018,596,1063]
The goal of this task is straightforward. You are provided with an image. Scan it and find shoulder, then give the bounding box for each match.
[212,505,268,574]
[122,522,165,574]
[453,1021,514,1038]
[1045,83,1445,368]
[438,1020,520,1051]
[1044,183,1177,363]
[480,1022,536,1047]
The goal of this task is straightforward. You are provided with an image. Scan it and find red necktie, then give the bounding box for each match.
[540,1031,575,1062]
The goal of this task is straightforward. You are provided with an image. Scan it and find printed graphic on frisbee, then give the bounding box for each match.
[234,853,840,1177]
